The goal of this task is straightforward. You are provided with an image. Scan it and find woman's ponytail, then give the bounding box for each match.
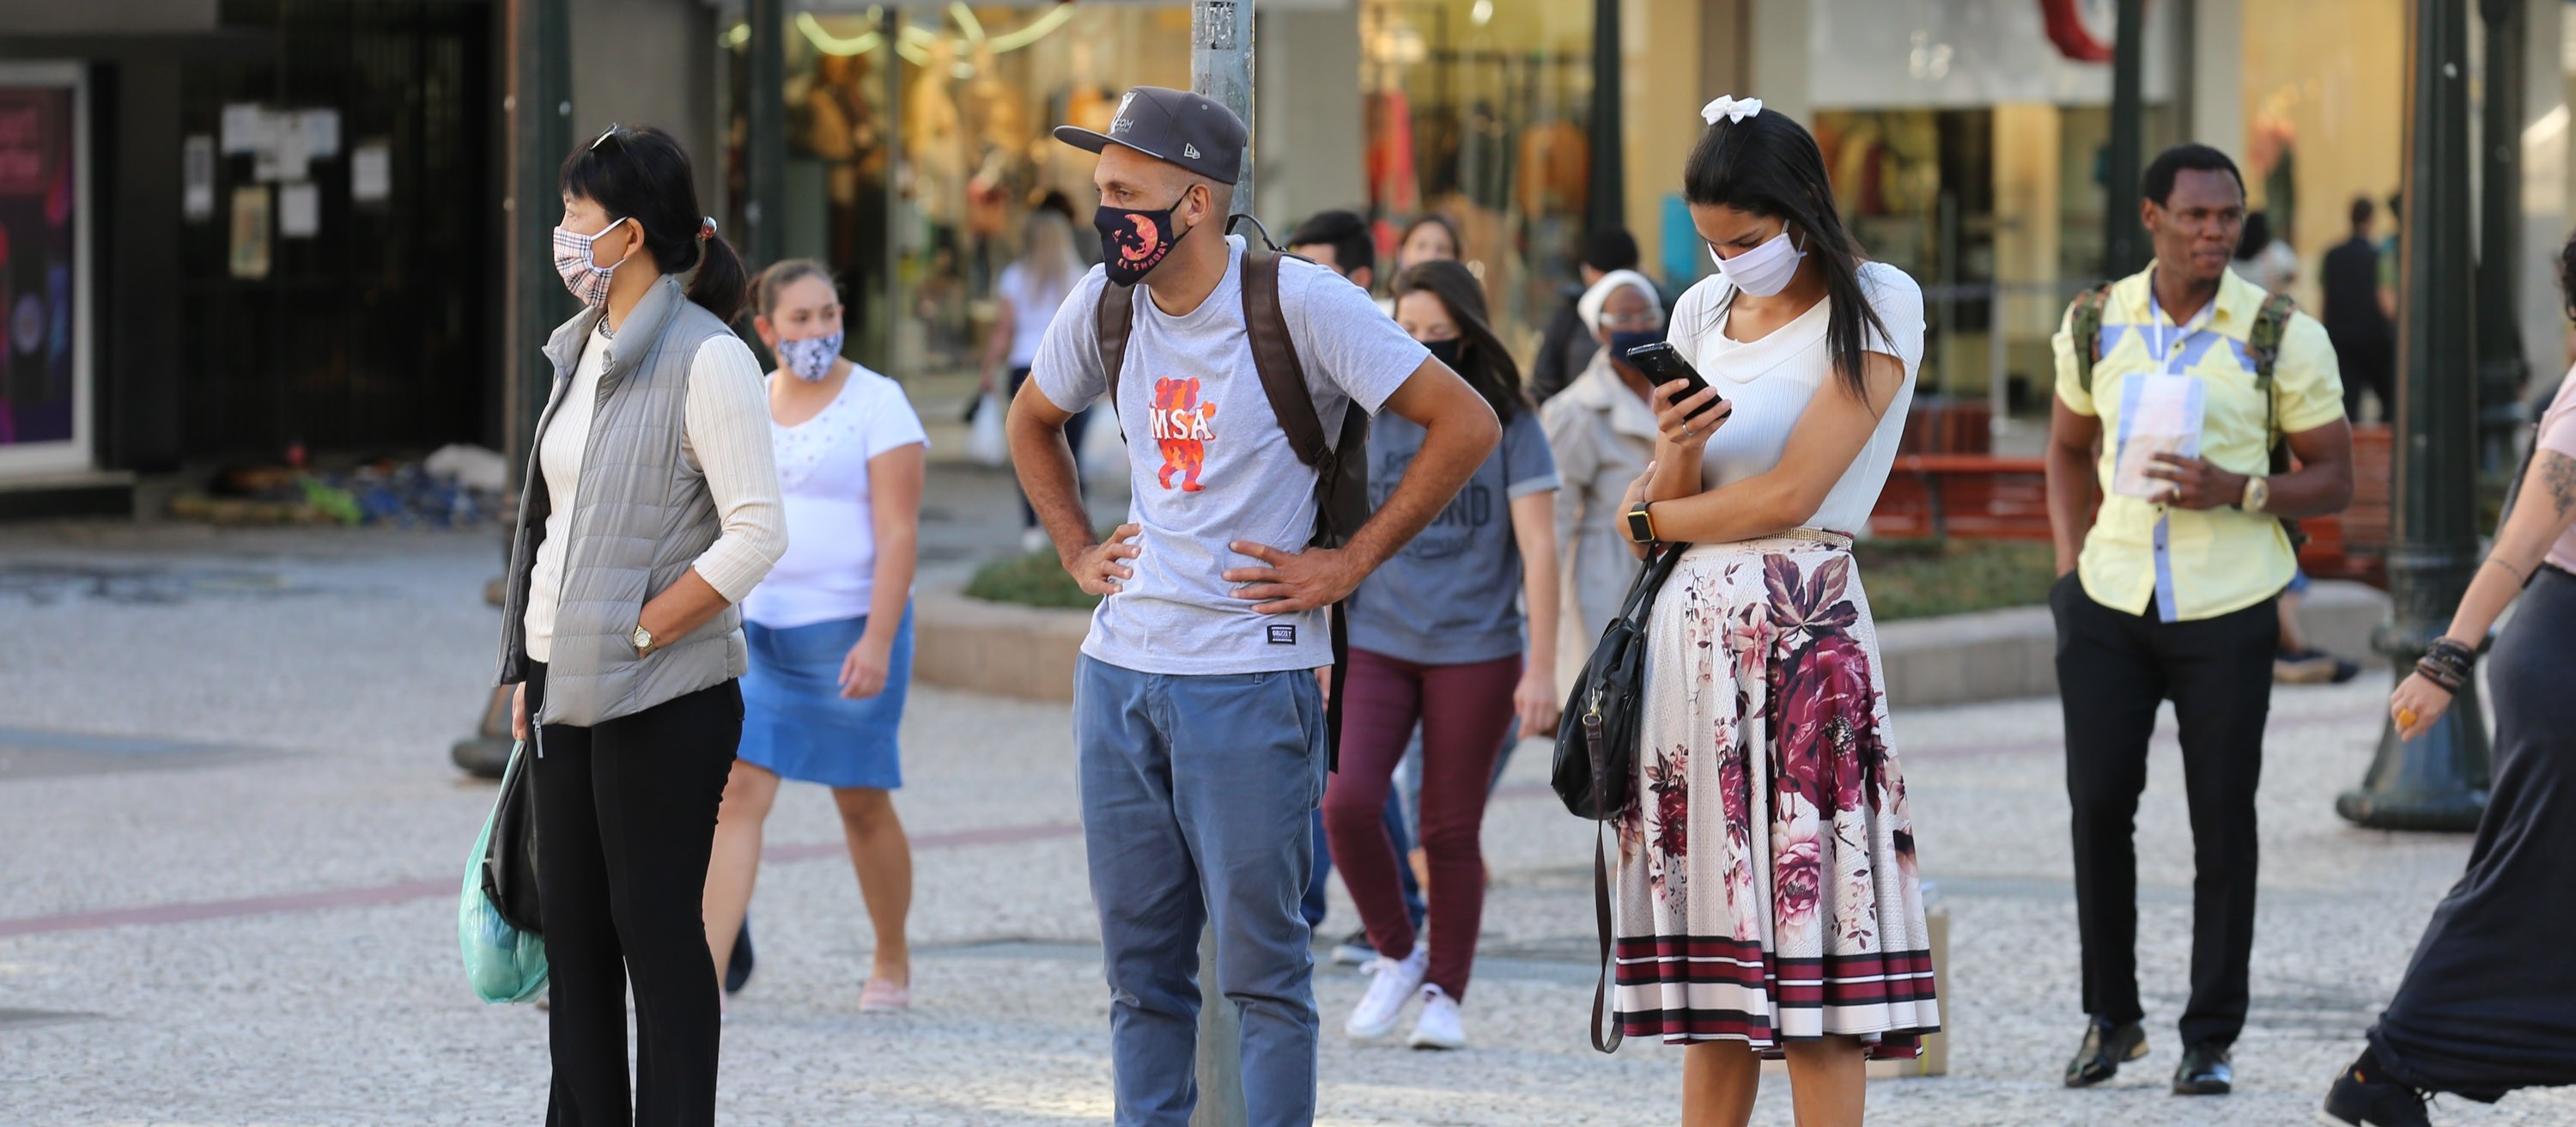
[688,225,749,325]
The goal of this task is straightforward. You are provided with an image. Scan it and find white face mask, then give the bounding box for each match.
[1709,228,1806,297]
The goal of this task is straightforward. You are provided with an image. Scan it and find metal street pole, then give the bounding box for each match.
[744,0,788,271]
[2099,0,2147,278]
[2339,0,2490,832]
[1583,0,1623,239]
[457,0,574,778]
[1190,11,1256,1126]
[2475,0,2528,472]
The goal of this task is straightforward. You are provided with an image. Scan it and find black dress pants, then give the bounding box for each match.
[526,662,742,1127]
[2050,575,2277,1049]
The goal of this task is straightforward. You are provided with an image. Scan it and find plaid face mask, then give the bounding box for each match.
[552,218,632,309]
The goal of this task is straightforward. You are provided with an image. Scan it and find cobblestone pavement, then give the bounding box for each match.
[4,496,2570,1124]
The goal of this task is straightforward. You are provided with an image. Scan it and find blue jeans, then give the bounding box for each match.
[1303,796,1424,933]
[1075,656,1327,1127]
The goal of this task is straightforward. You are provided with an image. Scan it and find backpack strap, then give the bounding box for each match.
[1241,245,1365,768]
[2245,291,2308,548]
[2069,282,2116,400]
[1095,279,1137,416]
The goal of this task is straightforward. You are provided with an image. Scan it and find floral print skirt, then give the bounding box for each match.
[1612,538,1940,1054]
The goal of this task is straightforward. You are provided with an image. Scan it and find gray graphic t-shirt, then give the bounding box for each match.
[1032,237,1429,675]
[1348,408,1558,665]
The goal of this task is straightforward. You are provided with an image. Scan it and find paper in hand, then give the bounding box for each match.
[2112,374,2206,499]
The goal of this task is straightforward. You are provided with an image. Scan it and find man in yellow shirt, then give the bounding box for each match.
[2045,144,2355,1098]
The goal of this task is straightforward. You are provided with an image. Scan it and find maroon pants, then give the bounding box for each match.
[1321,647,1520,1000]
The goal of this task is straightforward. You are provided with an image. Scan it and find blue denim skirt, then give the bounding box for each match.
[738,605,913,789]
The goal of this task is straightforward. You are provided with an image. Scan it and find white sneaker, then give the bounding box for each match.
[1344,946,1429,1039]
[1406,984,1464,1050]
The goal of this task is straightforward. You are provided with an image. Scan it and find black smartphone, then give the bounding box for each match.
[1623,341,1726,421]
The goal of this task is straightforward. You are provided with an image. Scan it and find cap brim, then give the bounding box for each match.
[1054,125,1167,164]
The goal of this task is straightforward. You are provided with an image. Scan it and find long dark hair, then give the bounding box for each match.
[1395,259,1524,424]
[1684,108,1888,403]
[560,125,749,323]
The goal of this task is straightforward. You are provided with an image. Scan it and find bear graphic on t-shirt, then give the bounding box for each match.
[1150,377,1218,492]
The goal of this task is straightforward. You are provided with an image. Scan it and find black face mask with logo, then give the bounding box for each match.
[1095,190,1194,286]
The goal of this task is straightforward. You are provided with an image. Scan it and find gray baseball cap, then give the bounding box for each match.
[1054,86,1247,185]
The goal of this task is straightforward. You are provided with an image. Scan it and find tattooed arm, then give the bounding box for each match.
[2391,448,2576,738]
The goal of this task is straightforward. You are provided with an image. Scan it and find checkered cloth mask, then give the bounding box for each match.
[552,218,631,309]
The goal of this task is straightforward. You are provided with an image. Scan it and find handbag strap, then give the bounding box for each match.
[1588,713,1625,1054]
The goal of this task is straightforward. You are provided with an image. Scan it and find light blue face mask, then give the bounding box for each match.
[775,332,844,382]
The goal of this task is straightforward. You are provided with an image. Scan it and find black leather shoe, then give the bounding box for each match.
[2322,1051,2432,1127]
[2172,1040,2233,1095]
[724,918,756,996]
[2063,1017,2148,1087]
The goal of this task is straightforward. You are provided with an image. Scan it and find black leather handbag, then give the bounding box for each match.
[1552,542,1686,822]
[1549,540,1686,1054]
[481,740,543,935]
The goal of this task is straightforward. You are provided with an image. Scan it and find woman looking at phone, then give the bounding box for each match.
[1610,97,1939,1126]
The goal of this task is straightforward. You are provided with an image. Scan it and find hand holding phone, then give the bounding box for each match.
[1624,341,1727,423]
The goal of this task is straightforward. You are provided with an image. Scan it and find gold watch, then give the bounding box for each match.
[2239,474,2270,514]
[1625,501,1658,545]
[632,624,656,656]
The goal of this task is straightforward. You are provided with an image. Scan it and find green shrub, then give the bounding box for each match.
[1850,538,2056,620]
[964,547,1100,610]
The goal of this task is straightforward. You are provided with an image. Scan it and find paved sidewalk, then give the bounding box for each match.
[2,516,2567,1125]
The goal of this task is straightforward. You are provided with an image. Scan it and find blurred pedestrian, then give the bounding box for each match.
[702,259,927,1014]
[1283,207,1431,966]
[2324,196,2395,423]
[1529,228,1646,405]
[499,124,783,1127]
[981,210,1091,551]
[1326,259,1560,1051]
[1613,95,1940,1127]
[1540,267,1664,691]
[1007,87,1498,1126]
[2229,211,2299,295]
[1380,213,1461,316]
[2321,233,2576,1127]
[2045,143,2353,1096]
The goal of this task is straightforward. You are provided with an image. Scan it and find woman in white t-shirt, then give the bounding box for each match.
[1606,98,1939,1125]
[981,210,1089,548]
[702,259,929,1013]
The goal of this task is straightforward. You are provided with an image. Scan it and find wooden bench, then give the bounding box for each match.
[1870,454,2052,541]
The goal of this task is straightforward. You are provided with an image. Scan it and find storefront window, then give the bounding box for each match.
[1360,0,1592,353]
[727,4,1190,377]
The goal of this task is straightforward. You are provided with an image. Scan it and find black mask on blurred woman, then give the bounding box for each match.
[1606,326,1666,365]
[1423,338,1465,369]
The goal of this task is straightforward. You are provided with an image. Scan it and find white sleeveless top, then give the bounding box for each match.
[1669,261,1927,535]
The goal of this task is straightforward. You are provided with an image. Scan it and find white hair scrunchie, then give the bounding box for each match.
[1702,95,1763,125]
[1577,269,1662,335]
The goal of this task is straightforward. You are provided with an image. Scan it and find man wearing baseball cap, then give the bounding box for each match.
[1008,87,1500,1125]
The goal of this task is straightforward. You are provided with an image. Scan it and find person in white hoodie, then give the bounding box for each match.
[1539,267,1664,690]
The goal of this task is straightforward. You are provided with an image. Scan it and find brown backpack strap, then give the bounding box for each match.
[1240,248,1328,467]
[1096,280,1137,414]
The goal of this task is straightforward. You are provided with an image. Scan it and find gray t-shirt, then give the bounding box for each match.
[1032,236,1430,676]
[1349,408,1558,665]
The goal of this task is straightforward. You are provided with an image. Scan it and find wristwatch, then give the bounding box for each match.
[1625,501,1659,545]
[2238,474,2271,514]
[632,624,657,656]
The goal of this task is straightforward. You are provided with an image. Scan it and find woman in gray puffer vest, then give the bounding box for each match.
[496,125,785,1127]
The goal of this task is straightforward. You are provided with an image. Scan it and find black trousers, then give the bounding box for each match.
[2050,575,2277,1049]
[526,662,742,1127]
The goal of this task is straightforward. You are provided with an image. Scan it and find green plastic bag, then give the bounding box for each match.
[459,741,548,1003]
